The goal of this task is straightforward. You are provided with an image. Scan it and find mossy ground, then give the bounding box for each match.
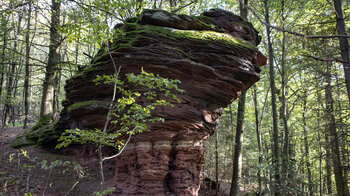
[12,117,57,148]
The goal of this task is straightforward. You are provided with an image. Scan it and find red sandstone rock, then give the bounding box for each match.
[54,9,265,195]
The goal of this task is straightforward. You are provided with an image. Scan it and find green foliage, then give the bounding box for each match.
[57,69,183,150]
[93,187,116,196]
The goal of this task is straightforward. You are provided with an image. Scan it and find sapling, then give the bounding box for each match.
[56,67,184,194]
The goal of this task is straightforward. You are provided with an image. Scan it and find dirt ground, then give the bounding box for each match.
[0,127,116,196]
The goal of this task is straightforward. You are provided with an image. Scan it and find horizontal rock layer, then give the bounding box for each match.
[55,9,265,195]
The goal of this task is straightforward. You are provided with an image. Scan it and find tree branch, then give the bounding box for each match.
[239,0,350,39]
[171,0,197,13]
[301,54,350,64]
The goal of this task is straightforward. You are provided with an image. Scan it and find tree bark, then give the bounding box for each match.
[302,92,313,196]
[280,1,290,188]
[40,0,61,120]
[0,16,8,102]
[264,0,280,194]
[253,85,263,195]
[2,14,22,127]
[333,0,350,103]
[325,131,333,195]
[229,2,248,195]
[325,58,349,196]
[315,73,323,196]
[24,0,32,128]
[229,91,246,196]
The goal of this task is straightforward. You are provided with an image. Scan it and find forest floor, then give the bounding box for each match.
[0,127,116,196]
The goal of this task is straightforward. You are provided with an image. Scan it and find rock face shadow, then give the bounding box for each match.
[55,9,265,196]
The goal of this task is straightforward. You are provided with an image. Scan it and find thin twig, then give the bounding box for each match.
[64,181,79,196]
[67,0,124,22]
[25,175,30,193]
[42,167,54,196]
[171,0,197,13]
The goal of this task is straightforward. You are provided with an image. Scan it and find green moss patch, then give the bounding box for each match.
[12,117,57,148]
[67,100,108,112]
[122,24,256,50]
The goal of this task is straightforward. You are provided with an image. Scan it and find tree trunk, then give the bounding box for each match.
[325,131,333,195]
[11,59,23,126]
[325,59,349,196]
[229,2,248,195]
[280,1,291,190]
[333,0,350,103]
[263,0,280,194]
[302,92,313,196]
[253,85,263,195]
[0,17,8,102]
[2,14,22,127]
[229,91,246,196]
[315,73,323,196]
[40,0,61,120]
[24,0,32,129]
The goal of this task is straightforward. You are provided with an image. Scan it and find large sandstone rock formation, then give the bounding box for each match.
[56,9,265,195]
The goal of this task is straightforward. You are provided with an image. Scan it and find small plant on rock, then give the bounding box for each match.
[56,68,184,194]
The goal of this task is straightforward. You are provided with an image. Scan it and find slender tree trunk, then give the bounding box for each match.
[302,92,313,196]
[40,0,61,120]
[229,2,248,195]
[0,17,8,101]
[280,1,291,191]
[2,14,22,127]
[325,59,349,196]
[11,60,23,126]
[325,132,333,195]
[229,91,246,196]
[263,0,280,194]
[333,0,350,103]
[253,85,263,195]
[315,73,323,196]
[24,0,32,129]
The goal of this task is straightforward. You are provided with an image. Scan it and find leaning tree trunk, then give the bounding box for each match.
[333,0,350,103]
[40,0,61,120]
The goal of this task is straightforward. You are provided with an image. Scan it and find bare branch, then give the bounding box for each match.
[301,54,350,64]
[171,0,198,13]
